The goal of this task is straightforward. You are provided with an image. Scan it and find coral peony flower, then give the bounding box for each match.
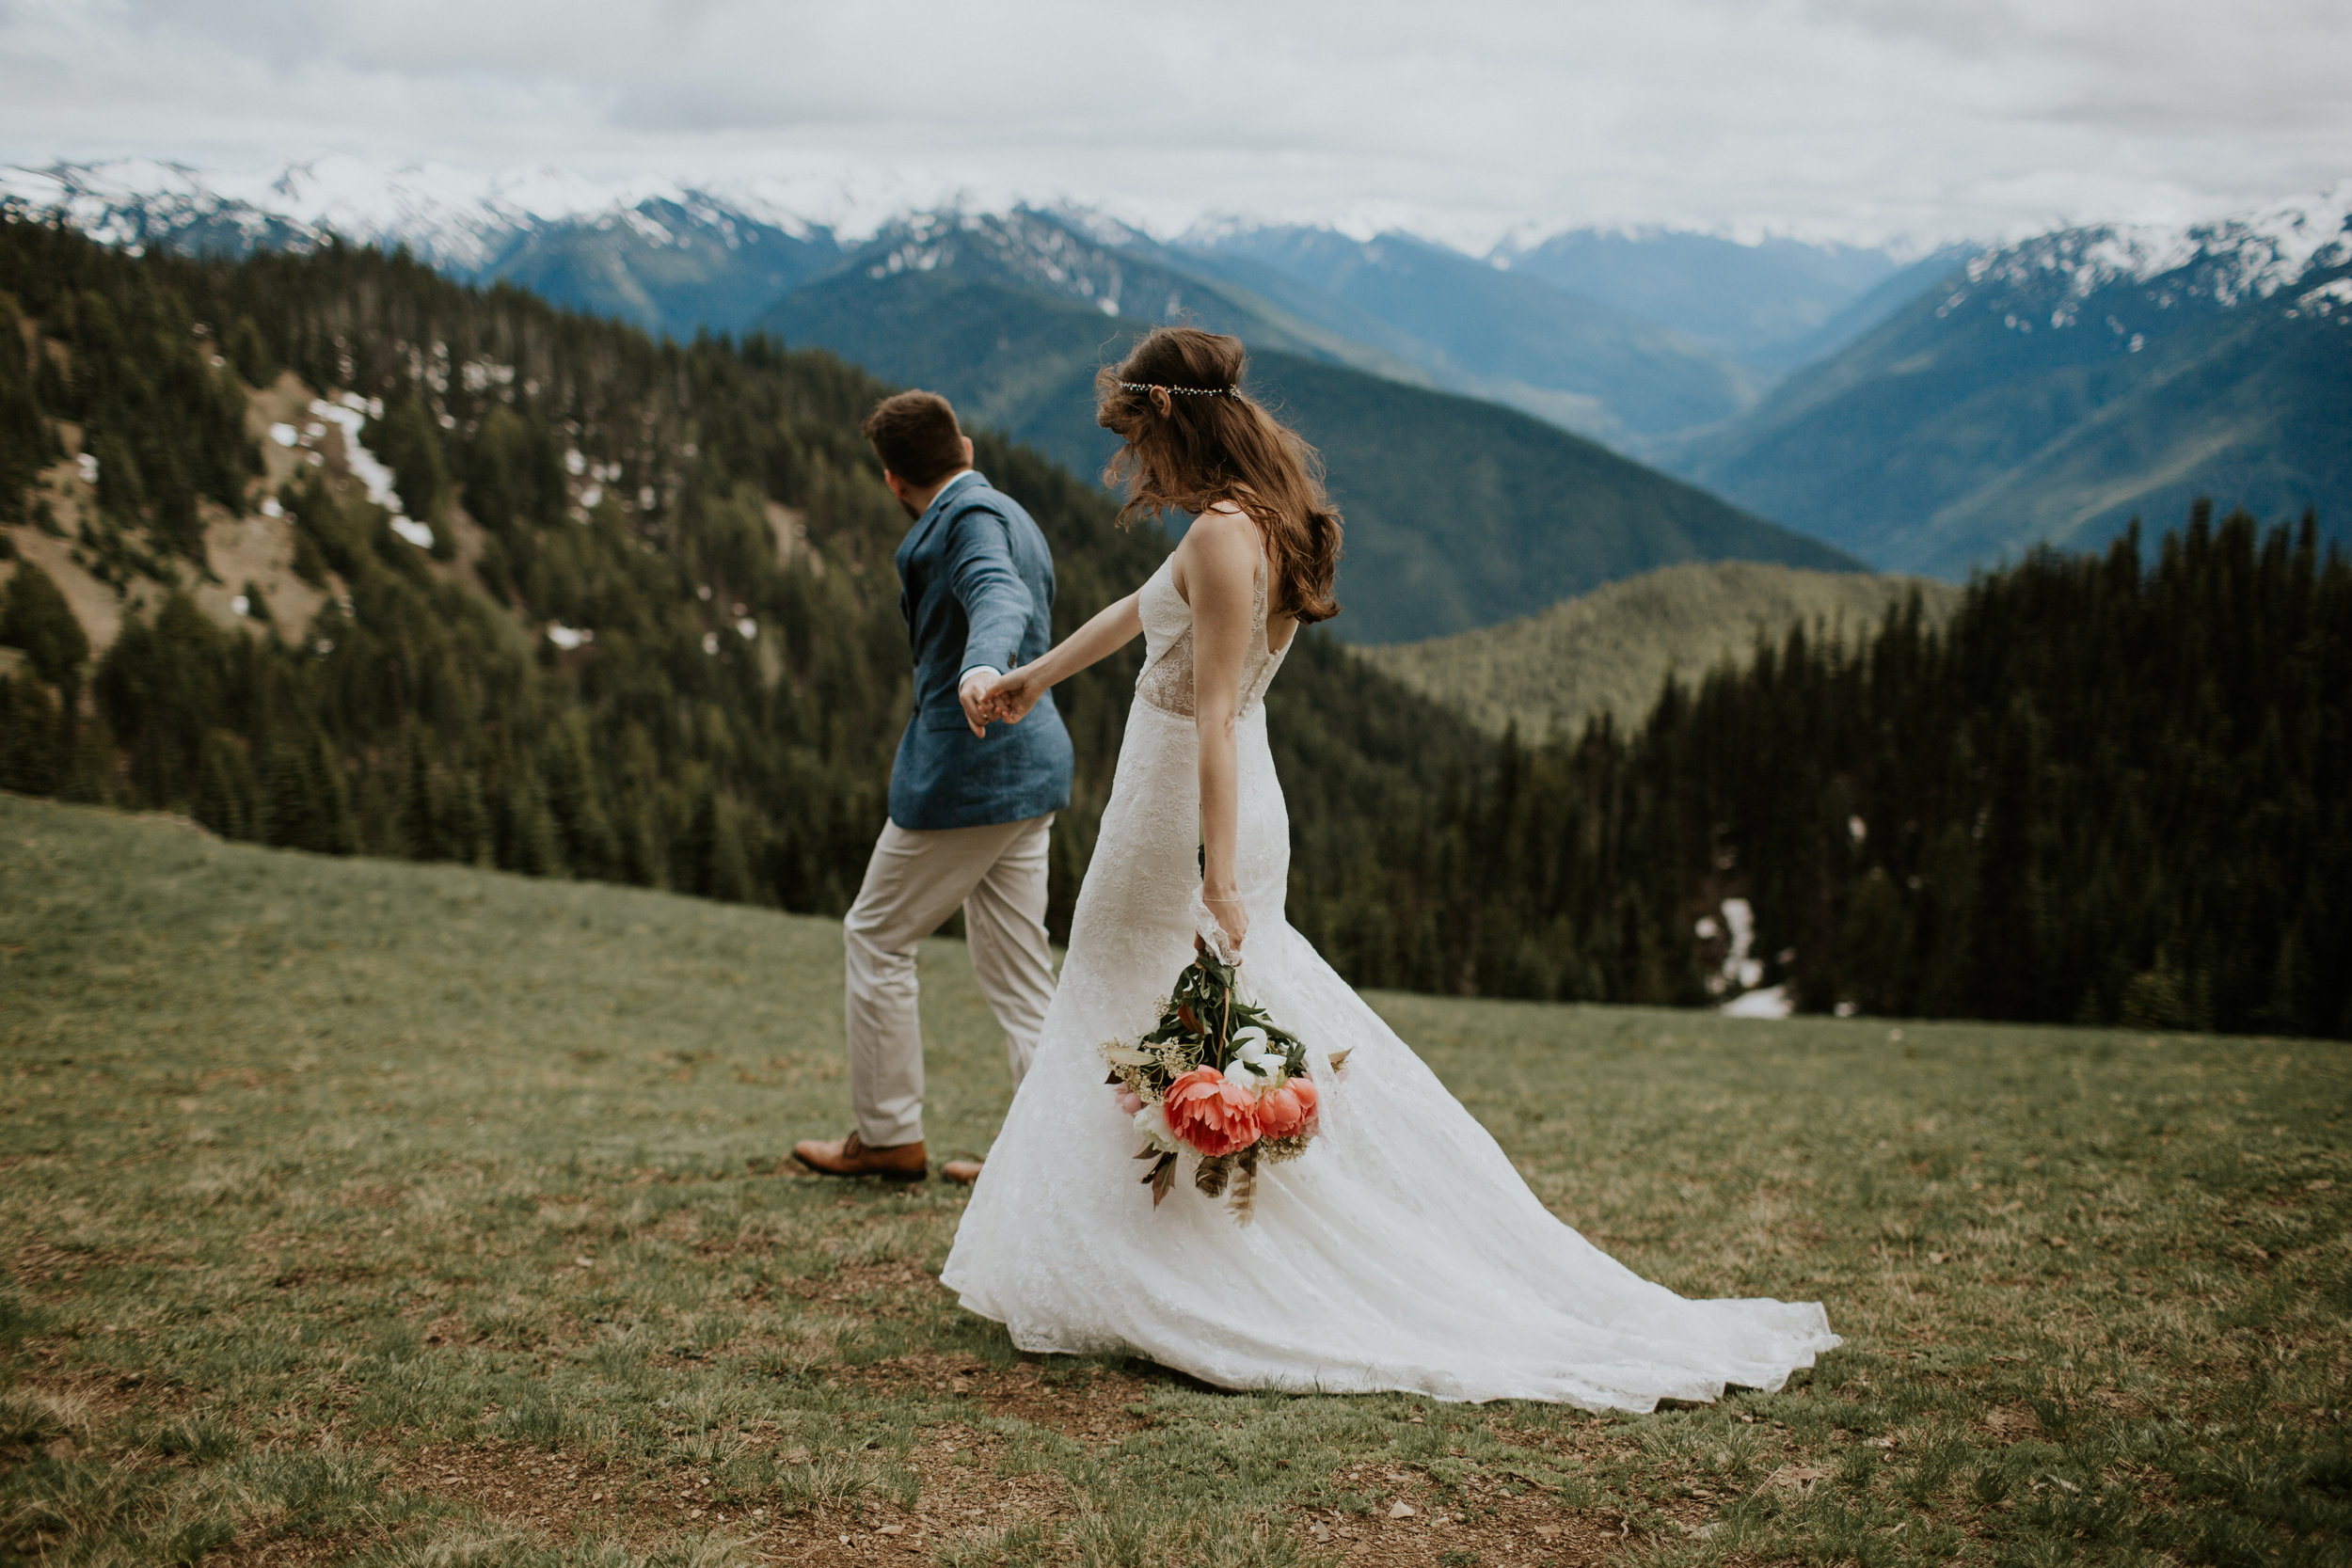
[1163,1066,1262,1156]
[1287,1076,1319,1131]
[1255,1083,1307,1138]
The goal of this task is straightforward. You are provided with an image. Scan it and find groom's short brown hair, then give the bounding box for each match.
[861,391,965,485]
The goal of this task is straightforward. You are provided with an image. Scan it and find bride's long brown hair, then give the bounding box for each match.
[1095,327,1343,625]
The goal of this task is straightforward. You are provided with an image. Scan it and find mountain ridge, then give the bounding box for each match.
[3,159,1924,447]
[1671,182,2352,574]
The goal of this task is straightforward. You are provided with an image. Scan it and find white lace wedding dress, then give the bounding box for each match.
[941,553,1839,1407]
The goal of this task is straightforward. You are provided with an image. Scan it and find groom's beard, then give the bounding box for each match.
[896,496,919,519]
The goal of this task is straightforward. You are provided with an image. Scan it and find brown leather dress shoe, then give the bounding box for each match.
[792,1132,928,1181]
[941,1160,983,1185]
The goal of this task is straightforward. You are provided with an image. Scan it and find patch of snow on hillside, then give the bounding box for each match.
[1698,893,1800,1016]
[308,397,406,518]
[2290,277,2352,319]
[1719,897,1761,990]
[1721,985,1792,1020]
[620,208,676,246]
[1046,202,1158,251]
[460,360,516,393]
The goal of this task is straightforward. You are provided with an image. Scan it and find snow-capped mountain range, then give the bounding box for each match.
[13,156,2349,347]
[1960,182,2352,315]
[0,155,931,269]
[7,155,2344,577]
[11,156,2347,366]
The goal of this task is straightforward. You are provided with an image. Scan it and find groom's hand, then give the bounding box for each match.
[958,667,1001,737]
[981,669,1043,727]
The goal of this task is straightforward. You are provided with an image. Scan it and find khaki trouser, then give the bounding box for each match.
[843,814,1057,1148]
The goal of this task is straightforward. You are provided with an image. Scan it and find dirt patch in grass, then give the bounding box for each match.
[788,1259,938,1306]
[390,1440,636,1531]
[10,1239,117,1293]
[758,1480,1067,1565]
[1979,1402,2046,1443]
[0,1361,182,1447]
[208,1527,375,1568]
[1298,1494,1629,1566]
[835,1351,1171,1439]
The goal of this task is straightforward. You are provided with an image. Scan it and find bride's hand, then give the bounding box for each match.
[1202,889,1249,952]
[981,667,1045,726]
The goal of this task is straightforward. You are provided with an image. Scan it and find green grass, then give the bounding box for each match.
[1356,561,1963,741]
[3,793,2348,1568]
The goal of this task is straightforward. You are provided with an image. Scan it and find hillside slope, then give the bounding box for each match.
[1673,186,2352,575]
[0,214,1487,953]
[1357,562,1962,738]
[763,271,1860,642]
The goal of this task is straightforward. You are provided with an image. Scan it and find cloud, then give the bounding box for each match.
[2,0,2345,246]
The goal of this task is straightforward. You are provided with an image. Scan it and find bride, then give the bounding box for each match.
[941,326,1838,1407]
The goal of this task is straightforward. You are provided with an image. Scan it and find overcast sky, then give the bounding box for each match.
[3,0,2346,248]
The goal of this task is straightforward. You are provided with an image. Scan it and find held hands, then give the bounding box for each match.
[957,666,1036,736]
[957,670,995,737]
[964,666,1046,732]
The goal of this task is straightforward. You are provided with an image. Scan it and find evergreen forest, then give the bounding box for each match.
[1,209,2344,1038]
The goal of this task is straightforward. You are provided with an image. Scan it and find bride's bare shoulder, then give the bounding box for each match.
[1187,500,1261,551]
[1169,501,1259,604]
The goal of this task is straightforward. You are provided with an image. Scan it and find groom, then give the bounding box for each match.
[794,391,1073,1185]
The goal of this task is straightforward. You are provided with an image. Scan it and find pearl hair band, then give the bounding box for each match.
[1120,381,1235,396]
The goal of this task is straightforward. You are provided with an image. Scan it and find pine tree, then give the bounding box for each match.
[0,561,89,689]
[193,729,257,840]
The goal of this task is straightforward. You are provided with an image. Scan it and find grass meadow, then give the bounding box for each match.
[1354,562,1962,742]
[2,793,2346,1568]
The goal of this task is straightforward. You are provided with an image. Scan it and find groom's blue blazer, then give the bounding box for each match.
[887,469,1073,832]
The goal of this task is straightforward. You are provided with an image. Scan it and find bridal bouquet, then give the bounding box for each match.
[1100,939,1345,1224]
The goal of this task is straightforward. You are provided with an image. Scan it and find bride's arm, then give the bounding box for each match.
[1184,508,1263,950]
[969,591,1143,726]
